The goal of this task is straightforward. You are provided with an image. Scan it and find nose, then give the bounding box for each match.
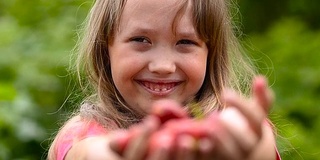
[148,50,176,75]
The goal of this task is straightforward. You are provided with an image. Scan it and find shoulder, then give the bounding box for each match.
[65,135,122,160]
[50,115,115,160]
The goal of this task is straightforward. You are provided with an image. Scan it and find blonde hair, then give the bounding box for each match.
[76,0,255,127]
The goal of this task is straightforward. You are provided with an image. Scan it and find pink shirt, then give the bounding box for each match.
[55,119,108,160]
[276,149,282,160]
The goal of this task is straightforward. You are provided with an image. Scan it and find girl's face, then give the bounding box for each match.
[108,0,208,114]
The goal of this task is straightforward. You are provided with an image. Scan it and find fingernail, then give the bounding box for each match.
[198,137,214,153]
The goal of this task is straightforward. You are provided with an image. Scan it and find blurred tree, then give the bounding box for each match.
[237,0,320,33]
[237,0,289,33]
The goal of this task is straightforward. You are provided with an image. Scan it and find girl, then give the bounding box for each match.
[48,0,281,159]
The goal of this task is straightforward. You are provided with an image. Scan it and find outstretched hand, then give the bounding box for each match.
[212,75,274,159]
[109,76,275,160]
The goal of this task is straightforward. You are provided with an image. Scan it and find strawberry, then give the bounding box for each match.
[162,119,208,139]
[151,100,188,124]
[110,100,222,158]
[150,99,189,124]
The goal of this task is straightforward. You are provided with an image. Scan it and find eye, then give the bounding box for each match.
[177,39,197,45]
[130,37,151,44]
[128,36,152,52]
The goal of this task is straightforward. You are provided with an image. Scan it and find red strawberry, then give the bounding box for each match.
[163,119,208,139]
[150,99,189,124]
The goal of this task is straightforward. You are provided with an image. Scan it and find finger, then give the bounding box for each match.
[124,116,159,160]
[176,134,197,160]
[146,144,171,160]
[203,112,222,159]
[211,119,243,160]
[222,89,265,136]
[252,76,274,112]
[204,114,241,160]
[146,130,175,160]
[201,113,221,159]
[109,130,130,155]
[220,107,259,157]
[198,137,214,160]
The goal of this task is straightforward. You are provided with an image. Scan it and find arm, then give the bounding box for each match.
[248,123,277,160]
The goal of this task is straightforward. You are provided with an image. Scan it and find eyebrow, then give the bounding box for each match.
[125,24,200,39]
[125,25,158,35]
[176,30,199,38]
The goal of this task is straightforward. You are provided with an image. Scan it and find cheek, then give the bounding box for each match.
[109,52,145,94]
[110,58,137,86]
[192,61,207,87]
[182,54,207,91]
[109,48,138,79]
[191,54,207,79]
[110,59,136,107]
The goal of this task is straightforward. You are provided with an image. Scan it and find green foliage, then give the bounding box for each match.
[238,0,320,33]
[245,18,320,159]
[0,0,92,159]
[0,0,319,159]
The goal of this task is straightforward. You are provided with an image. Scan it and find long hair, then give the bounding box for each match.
[76,0,255,127]
[191,0,255,115]
[48,0,256,159]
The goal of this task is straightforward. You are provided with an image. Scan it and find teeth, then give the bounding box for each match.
[142,82,175,92]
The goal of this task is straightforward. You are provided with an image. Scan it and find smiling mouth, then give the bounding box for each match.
[139,81,179,93]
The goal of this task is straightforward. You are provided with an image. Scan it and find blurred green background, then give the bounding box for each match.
[0,0,319,159]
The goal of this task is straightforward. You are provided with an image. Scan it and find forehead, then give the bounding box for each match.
[123,0,184,15]
[118,0,194,33]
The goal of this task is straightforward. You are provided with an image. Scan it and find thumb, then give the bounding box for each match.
[252,76,274,113]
